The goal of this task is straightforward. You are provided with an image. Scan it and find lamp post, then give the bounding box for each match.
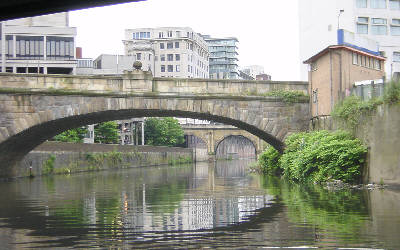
[338,9,344,30]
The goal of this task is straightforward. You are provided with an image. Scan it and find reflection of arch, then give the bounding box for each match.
[215,135,257,159]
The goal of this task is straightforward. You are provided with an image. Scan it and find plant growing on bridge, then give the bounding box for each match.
[257,130,367,183]
[144,117,185,147]
[262,90,308,103]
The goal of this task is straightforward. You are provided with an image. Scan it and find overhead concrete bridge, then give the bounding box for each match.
[0,70,310,177]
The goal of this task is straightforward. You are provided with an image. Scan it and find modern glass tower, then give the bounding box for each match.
[202,36,239,79]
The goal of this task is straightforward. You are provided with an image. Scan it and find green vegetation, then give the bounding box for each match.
[257,130,367,183]
[53,126,88,143]
[332,81,400,130]
[168,155,192,165]
[42,154,56,175]
[332,96,382,130]
[262,90,309,103]
[144,117,185,147]
[95,121,119,144]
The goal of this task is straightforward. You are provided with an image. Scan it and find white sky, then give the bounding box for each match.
[70,0,300,81]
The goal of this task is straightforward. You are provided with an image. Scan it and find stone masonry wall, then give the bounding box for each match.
[16,141,194,178]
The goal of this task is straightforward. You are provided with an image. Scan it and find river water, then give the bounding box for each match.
[0,159,399,249]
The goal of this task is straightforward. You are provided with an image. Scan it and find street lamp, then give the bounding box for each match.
[338,9,344,30]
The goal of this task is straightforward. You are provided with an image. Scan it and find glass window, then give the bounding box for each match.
[176,65,180,72]
[393,19,400,25]
[161,65,165,72]
[372,24,388,35]
[159,32,163,38]
[160,43,164,49]
[168,65,173,72]
[393,52,400,62]
[375,60,381,70]
[392,25,400,35]
[371,0,387,8]
[175,42,179,48]
[372,18,387,25]
[353,53,358,64]
[167,54,173,61]
[175,54,180,61]
[167,42,173,49]
[136,53,141,60]
[390,0,400,9]
[357,24,368,34]
[357,0,367,8]
[358,17,369,23]
[161,54,165,61]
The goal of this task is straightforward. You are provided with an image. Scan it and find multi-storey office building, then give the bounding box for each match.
[203,36,239,79]
[123,27,209,78]
[299,0,400,80]
[0,12,77,74]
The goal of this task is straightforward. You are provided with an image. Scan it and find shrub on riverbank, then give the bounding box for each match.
[258,130,367,183]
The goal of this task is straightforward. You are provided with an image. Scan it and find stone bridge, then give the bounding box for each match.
[181,123,264,156]
[0,70,310,178]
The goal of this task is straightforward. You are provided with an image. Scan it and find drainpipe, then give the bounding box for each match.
[141,121,145,145]
[1,22,6,73]
[333,51,343,102]
[329,51,334,113]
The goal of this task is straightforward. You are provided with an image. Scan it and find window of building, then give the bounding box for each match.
[176,31,181,37]
[160,43,165,49]
[371,18,388,35]
[161,54,165,61]
[390,0,400,9]
[375,60,382,70]
[46,36,74,60]
[167,42,173,49]
[188,65,190,73]
[167,54,173,61]
[168,31,172,37]
[176,65,180,72]
[357,21,368,34]
[136,53,141,60]
[159,32,164,38]
[5,35,14,58]
[175,42,179,48]
[168,65,173,72]
[391,19,400,35]
[161,65,165,72]
[353,52,358,64]
[394,52,400,62]
[357,0,367,8]
[15,36,44,60]
[175,54,180,61]
[148,54,151,61]
[371,0,387,8]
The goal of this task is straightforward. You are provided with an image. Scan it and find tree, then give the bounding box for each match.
[95,121,119,144]
[144,117,184,147]
[53,126,88,143]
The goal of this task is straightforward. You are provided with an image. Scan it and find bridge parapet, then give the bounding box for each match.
[0,71,308,97]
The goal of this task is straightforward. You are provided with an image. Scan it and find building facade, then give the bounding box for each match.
[123,27,209,78]
[304,45,385,117]
[203,36,239,79]
[299,0,400,80]
[0,12,77,74]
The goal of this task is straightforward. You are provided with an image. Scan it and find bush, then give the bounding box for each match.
[257,146,282,175]
[383,81,400,104]
[280,131,367,183]
[332,96,381,130]
[258,131,367,184]
[263,90,308,103]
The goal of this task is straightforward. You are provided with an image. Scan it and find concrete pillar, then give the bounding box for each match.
[141,121,145,145]
[1,22,5,73]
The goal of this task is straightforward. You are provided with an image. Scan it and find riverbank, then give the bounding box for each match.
[16,141,196,178]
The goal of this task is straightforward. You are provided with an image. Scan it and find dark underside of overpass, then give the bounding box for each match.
[0,0,144,21]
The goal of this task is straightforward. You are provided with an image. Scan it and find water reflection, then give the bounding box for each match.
[0,160,399,249]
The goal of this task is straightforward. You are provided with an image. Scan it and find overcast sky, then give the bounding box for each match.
[70,0,300,81]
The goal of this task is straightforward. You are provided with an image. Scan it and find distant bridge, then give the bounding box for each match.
[0,70,309,177]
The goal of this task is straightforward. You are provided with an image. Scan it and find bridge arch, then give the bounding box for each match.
[0,92,309,177]
[214,135,257,159]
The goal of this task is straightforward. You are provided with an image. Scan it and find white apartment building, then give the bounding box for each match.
[123,27,209,78]
[299,0,400,80]
[0,13,77,74]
